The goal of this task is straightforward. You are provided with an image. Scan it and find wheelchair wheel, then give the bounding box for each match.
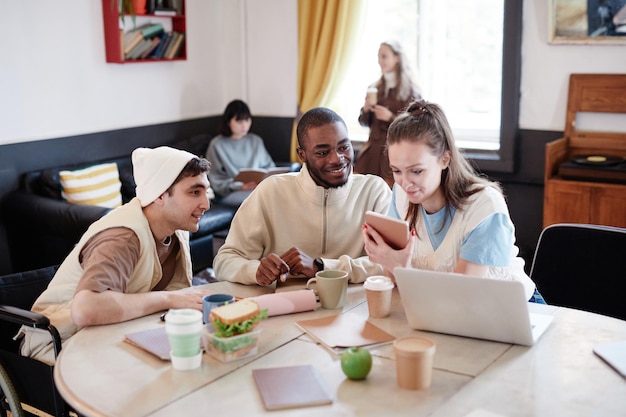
[0,362,24,417]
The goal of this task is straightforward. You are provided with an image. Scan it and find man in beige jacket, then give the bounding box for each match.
[214,107,392,286]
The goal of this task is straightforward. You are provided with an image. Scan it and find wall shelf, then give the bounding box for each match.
[101,0,186,63]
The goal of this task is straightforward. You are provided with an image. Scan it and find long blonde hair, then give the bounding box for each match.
[375,40,418,102]
[387,100,502,230]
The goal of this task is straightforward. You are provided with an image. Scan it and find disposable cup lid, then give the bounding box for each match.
[394,336,436,356]
[364,275,394,291]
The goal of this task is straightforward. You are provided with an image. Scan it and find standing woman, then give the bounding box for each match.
[205,99,276,207]
[355,40,421,187]
[362,100,544,303]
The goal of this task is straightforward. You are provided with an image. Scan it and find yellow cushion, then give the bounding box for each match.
[60,163,122,208]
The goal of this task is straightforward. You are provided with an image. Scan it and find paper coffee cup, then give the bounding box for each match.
[366,87,378,106]
[393,336,436,390]
[165,309,203,370]
[363,275,394,318]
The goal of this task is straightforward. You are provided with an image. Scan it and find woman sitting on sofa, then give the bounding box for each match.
[205,99,276,207]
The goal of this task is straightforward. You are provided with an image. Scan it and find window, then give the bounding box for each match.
[329,0,520,173]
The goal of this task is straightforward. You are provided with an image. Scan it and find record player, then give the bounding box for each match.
[544,74,626,228]
[558,154,626,184]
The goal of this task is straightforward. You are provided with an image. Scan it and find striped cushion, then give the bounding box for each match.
[60,163,122,208]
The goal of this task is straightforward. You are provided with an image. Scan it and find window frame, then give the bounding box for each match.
[464,0,521,173]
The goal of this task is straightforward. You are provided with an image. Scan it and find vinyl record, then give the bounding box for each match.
[572,155,624,167]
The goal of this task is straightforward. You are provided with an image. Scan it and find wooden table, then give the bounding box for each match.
[54,281,626,417]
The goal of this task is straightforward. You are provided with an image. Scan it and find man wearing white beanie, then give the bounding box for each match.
[19,146,215,364]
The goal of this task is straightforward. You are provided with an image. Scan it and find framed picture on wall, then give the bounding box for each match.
[549,0,626,44]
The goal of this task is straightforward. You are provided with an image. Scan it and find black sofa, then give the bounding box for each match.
[2,137,236,274]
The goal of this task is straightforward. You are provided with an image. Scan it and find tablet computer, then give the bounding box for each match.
[364,211,410,250]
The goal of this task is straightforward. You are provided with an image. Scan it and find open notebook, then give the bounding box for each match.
[295,312,396,354]
[394,267,553,346]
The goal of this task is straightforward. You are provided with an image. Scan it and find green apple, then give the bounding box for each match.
[340,346,372,380]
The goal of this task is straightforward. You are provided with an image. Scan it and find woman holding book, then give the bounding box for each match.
[361,100,545,303]
[205,99,276,207]
[354,40,421,187]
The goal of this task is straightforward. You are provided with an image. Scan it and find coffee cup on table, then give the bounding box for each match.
[202,293,235,324]
[363,275,394,318]
[366,87,378,106]
[306,270,349,309]
[393,336,436,390]
[164,309,203,371]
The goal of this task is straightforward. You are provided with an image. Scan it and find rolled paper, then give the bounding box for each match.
[249,290,317,317]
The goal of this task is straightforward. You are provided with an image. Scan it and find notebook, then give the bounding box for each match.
[295,312,396,353]
[394,267,553,346]
[593,340,626,379]
[252,365,333,410]
[124,327,171,360]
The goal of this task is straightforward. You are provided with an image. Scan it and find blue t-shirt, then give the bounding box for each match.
[388,185,512,267]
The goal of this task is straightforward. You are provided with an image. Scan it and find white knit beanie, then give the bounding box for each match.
[132,146,197,207]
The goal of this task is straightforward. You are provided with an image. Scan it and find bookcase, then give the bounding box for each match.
[101,0,186,63]
[543,74,626,229]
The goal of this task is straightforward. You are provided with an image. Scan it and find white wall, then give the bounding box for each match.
[1,0,624,146]
[0,0,297,145]
[520,0,626,131]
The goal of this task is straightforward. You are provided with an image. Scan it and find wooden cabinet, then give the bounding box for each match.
[101,0,186,63]
[544,74,626,229]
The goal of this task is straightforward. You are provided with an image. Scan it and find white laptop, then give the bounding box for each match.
[394,267,553,346]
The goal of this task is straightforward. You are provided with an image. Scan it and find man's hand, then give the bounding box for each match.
[165,288,214,310]
[71,287,214,328]
[256,253,290,286]
[280,247,317,278]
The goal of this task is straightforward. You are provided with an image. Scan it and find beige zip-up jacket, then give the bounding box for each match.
[214,166,392,285]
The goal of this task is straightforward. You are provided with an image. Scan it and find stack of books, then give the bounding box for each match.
[122,23,184,60]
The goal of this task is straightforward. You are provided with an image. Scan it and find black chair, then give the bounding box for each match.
[529,223,626,321]
[0,265,74,417]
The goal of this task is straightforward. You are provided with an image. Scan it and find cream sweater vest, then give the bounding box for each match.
[22,198,192,363]
[395,186,536,299]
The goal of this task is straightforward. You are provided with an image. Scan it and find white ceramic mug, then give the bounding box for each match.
[306,270,349,309]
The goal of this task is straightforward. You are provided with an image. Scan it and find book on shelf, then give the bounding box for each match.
[140,23,164,39]
[122,23,162,57]
[162,32,179,58]
[167,32,185,58]
[234,167,290,184]
[140,36,161,59]
[126,38,153,60]
[150,32,172,59]
[123,30,144,55]
[164,32,185,59]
